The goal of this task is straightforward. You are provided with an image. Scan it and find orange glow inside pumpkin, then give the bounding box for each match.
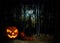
[6,26,18,38]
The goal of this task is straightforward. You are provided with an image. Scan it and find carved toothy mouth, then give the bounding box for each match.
[8,34,18,38]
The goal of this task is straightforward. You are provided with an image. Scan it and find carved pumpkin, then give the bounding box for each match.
[6,26,18,38]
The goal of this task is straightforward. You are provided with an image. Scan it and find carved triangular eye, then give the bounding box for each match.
[14,29,18,33]
[6,29,12,33]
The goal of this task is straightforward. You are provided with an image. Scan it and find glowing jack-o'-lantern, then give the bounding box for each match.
[6,26,18,39]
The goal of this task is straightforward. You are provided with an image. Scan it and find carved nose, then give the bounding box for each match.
[12,33,14,35]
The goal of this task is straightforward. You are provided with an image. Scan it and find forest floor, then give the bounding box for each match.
[8,33,53,43]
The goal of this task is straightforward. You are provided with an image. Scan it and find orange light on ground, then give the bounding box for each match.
[20,31,33,41]
[29,37,33,41]
[6,26,18,39]
[20,31,25,38]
